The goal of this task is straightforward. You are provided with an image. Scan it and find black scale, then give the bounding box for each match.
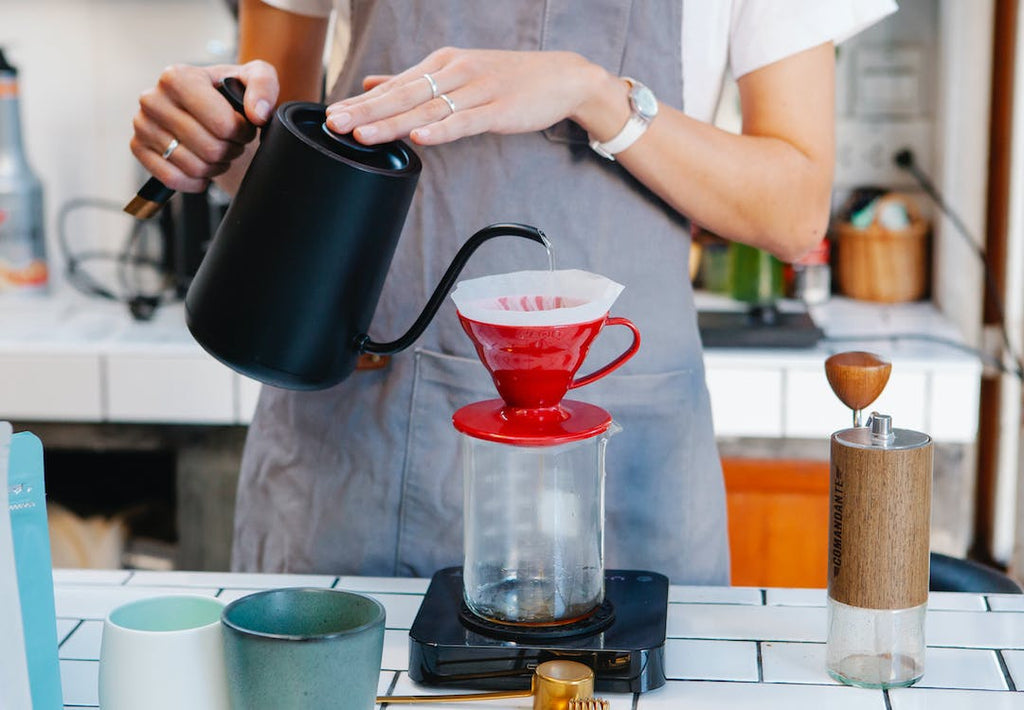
[698,305,824,348]
[408,567,668,694]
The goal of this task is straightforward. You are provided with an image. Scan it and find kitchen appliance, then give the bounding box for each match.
[407,270,668,694]
[157,187,229,299]
[127,78,550,389]
[698,242,823,349]
[824,352,933,688]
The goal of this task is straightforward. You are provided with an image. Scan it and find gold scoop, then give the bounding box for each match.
[377,659,608,709]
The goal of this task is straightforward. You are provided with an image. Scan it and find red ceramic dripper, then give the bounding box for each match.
[458,312,640,410]
[450,269,640,443]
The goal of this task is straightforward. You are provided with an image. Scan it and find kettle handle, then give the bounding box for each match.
[123,77,252,219]
[356,223,551,355]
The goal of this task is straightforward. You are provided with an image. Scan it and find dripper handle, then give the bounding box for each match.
[569,316,641,390]
[358,223,550,355]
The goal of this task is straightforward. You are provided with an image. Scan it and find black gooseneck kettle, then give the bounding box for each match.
[129,79,548,390]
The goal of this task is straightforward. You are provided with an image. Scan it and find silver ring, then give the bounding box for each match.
[161,138,179,160]
[439,93,456,116]
[422,73,439,99]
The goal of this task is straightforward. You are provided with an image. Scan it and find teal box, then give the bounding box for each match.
[9,431,63,709]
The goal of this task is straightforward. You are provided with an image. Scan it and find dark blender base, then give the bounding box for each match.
[408,566,668,693]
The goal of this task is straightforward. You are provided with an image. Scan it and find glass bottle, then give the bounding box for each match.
[0,47,48,295]
[728,242,782,304]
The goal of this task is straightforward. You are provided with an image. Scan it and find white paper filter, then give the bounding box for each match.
[451,269,624,326]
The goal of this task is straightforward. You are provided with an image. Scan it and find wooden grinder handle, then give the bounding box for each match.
[824,351,892,422]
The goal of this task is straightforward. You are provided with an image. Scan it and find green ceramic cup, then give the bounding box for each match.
[221,587,385,710]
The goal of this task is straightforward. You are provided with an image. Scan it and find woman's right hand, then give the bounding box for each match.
[129,60,280,193]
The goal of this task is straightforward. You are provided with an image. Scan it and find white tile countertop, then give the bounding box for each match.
[52,569,1024,709]
[0,291,982,441]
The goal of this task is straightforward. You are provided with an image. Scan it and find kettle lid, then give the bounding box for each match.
[277,101,421,174]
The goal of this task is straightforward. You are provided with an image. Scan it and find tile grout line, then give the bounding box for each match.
[995,649,1018,691]
[756,640,764,683]
[379,670,401,706]
[57,619,84,649]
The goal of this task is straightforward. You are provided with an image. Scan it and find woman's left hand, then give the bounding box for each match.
[324,47,618,145]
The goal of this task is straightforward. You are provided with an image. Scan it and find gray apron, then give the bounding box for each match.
[232,0,730,585]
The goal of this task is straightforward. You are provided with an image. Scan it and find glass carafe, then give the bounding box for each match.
[461,424,619,625]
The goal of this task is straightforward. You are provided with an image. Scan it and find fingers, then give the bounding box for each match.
[131,107,238,191]
[231,60,279,125]
[326,59,475,143]
[361,74,392,91]
[326,76,446,138]
[408,104,491,145]
[324,47,461,138]
[323,47,588,147]
[130,60,277,192]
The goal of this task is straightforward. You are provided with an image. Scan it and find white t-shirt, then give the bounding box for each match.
[261,0,897,123]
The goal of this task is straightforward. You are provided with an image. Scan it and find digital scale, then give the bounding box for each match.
[408,567,668,694]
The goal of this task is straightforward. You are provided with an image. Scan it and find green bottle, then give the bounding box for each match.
[728,242,782,305]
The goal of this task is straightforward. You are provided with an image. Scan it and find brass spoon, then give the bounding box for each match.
[378,659,607,709]
[824,351,892,427]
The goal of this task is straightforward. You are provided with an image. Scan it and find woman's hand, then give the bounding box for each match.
[129,60,280,192]
[325,47,626,146]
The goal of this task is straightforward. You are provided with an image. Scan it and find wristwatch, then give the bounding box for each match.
[589,77,659,161]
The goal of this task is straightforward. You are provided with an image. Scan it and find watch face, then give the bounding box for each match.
[631,85,659,119]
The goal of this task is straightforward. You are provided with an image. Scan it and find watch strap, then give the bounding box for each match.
[588,77,655,161]
[589,114,649,160]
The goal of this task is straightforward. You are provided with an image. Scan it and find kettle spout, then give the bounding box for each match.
[356,223,550,355]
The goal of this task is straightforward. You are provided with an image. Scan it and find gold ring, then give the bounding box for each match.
[422,73,439,99]
[439,93,456,115]
[161,138,179,160]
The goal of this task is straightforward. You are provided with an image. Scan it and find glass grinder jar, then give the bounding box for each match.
[455,401,619,626]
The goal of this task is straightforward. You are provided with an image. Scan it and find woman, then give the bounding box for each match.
[131,0,896,582]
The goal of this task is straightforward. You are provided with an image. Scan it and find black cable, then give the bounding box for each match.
[56,197,174,320]
[893,149,1024,379]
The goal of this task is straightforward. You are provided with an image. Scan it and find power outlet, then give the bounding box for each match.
[835,118,933,189]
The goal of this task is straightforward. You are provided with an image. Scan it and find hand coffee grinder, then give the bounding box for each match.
[408,270,669,694]
[824,351,933,688]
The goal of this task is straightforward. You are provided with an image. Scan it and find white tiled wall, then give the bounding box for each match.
[1,0,236,291]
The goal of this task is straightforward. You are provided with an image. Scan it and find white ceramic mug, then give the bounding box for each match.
[98,594,230,710]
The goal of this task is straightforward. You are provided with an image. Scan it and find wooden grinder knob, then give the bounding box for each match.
[824,351,892,426]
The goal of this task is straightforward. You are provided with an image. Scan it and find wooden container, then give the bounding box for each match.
[828,420,932,609]
[836,193,929,303]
